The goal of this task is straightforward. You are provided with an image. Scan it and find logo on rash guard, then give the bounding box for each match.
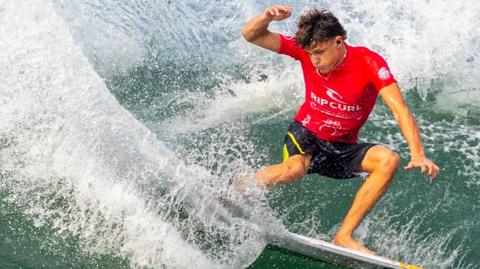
[325,87,347,104]
[378,67,391,80]
[310,90,362,112]
[301,114,311,125]
[319,119,345,136]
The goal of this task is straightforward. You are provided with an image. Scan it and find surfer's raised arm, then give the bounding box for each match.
[241,5,292,52]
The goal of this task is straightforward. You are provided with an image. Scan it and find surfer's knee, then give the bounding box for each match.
[254,155,309,187]
[375,149,400,176]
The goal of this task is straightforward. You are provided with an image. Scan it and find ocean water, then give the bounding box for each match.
[0,0,479,268]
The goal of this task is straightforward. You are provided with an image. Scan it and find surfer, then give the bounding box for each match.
[241,6,440,254]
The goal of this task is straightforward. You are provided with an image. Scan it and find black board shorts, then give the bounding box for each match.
[283,120,377,179]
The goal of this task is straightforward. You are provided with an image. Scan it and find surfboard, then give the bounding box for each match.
[216,195,422,268]
[267,231,423,269]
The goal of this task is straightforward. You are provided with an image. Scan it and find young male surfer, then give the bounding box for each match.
[241,5,440,254]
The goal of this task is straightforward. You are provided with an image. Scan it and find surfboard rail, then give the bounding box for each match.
[267,231,423,269]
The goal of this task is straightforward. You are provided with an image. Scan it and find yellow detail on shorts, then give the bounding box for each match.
[283,144,289,161]
[287,132,305,154]
[399,262,423,269]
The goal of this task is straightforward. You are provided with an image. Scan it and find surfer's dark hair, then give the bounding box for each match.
[294,9,347,49]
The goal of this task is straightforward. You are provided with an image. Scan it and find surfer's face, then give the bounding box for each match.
[305,37,343,74]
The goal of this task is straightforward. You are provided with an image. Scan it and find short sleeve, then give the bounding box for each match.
[365,50,397,91]
[277,34,303,61]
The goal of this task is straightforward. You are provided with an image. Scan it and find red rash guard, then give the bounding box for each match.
[278,34,397,143]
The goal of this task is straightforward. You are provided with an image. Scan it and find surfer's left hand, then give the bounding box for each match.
[405,157,440,181]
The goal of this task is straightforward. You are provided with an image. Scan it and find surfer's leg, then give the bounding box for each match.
[333,145,400,254]
[254,154,311,188]
[253,120,315,188]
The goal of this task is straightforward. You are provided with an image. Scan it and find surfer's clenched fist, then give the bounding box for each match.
[241,5,292,52]
[263,5,293,21]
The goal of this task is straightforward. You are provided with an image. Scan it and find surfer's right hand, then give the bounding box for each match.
[264,5,293,21]
[404,157,440,181]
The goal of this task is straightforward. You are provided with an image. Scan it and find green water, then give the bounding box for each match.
[107,63,479,268]
[0,192,130,269]
[1,58,478,269]
[2,0,479,268]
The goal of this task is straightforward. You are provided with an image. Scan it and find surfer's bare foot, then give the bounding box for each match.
[333,235,375,255]
[216,175,255,209]
[233,174,265,195]
[233,174,250,194]
[216,196,237,208]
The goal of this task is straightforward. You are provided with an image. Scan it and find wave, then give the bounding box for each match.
[1,0,479,268]
[0,1,273,268]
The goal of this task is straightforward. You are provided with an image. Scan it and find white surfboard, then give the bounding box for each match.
[216,196,422,268]
[267,231,423,269]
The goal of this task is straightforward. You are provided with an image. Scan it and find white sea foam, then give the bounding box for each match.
[0,1,270,268]
[356,207,468,268]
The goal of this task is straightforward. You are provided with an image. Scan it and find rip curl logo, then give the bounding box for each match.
[325,87,347,104]
[310,91,362,112]
[378,67,391,80]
